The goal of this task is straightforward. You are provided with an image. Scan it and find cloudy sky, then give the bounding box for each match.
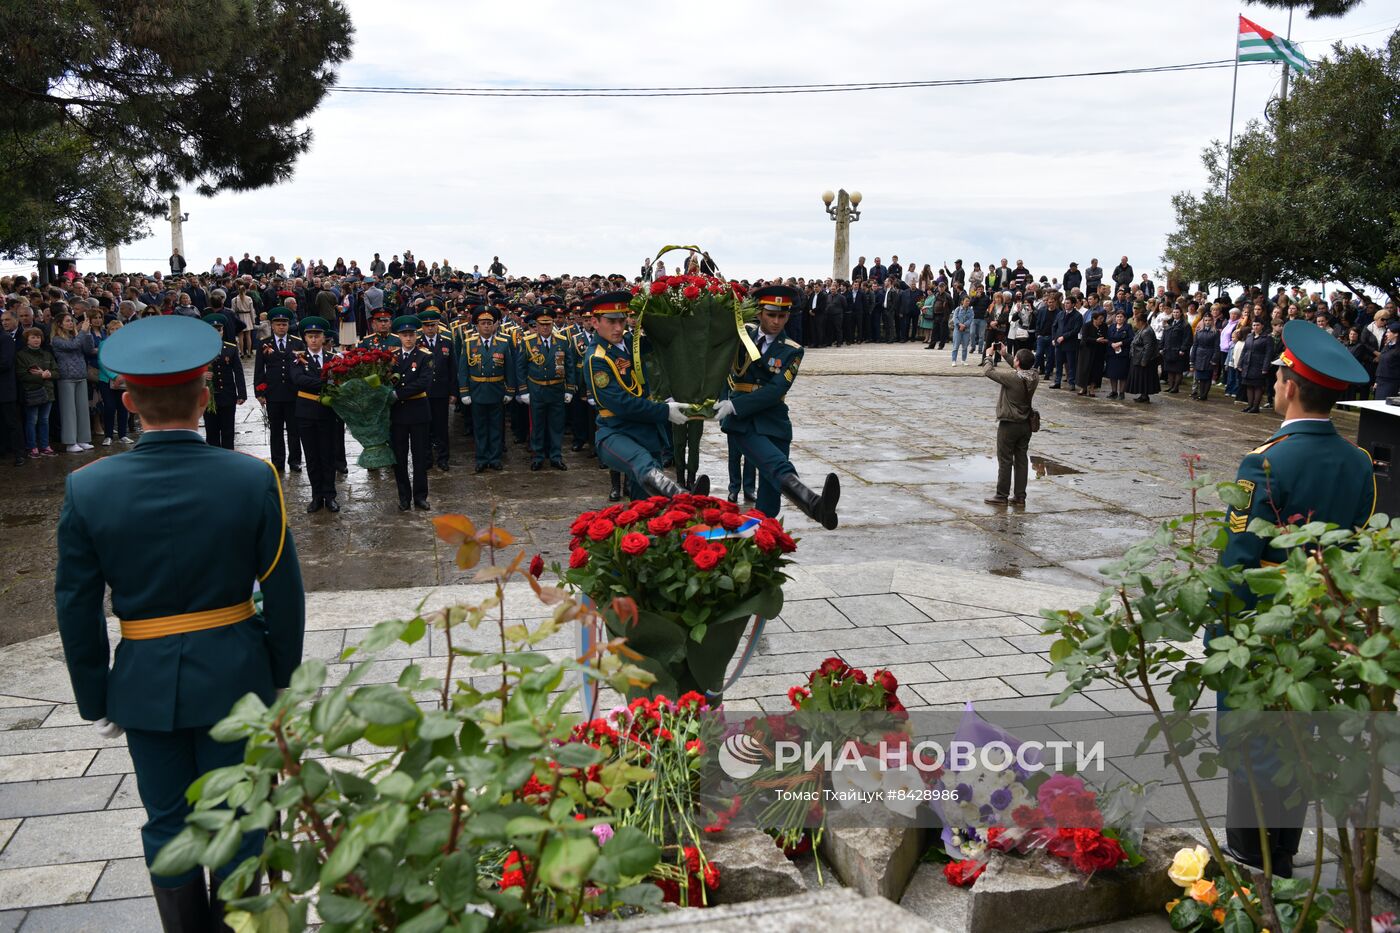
[91,0,1400,281]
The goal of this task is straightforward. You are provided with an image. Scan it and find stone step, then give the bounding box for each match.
[581,887,953,932]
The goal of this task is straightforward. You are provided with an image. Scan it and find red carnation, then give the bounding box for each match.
[943,860,984,887]
[620,533,651,556]
[682,285,701,300]
[569,547,589,569]
[254,382,268,393]
[873,669,898,693]
[814,657,850,680]
[586,518,616,541]
[1011,805,1046,828]
[650,281,667,295]
[692,548,722,571]
[528,554,544,578]
[788,685,810,708]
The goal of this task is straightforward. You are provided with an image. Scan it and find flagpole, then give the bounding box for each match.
[1225,14,1241,199]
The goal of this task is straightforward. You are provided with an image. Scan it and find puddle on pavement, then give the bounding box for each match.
[0,514,45,528]
[928,455,1083,484]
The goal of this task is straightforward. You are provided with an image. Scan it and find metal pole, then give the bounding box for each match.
[1281,9,1293,106]
[1225,15,1241,198]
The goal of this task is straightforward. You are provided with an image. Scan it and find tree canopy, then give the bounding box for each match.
[1247,0,1365,18]
[0,0,353,260]
[1164,29,1400,303]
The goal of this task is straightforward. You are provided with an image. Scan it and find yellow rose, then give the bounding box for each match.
[1189,878,1219,906]
[1168,845,1211,887]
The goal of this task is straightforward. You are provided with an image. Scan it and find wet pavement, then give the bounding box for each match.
[0,343,1354,647]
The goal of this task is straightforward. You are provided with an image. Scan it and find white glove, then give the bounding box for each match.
[714,399,736,421]
[666,401,688,425]
[518,393,530,405]
[564,393,573,403]
[587,397,596,407]
[461,396,472,406]
[94,717,124,739]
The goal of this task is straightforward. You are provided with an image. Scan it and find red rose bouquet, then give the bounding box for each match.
[320,346,398,468]
[562,493,795,699]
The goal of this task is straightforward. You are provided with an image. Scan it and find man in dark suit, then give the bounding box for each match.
[415,308,456,470]
[851,257,868,282]
[390,316,433,510]
[252,308,303,473]
[288,317,339,513]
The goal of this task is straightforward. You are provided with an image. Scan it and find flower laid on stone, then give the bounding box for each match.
[1167,845,1211,887]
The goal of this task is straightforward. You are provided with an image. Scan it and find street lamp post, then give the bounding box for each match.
[822,188,862,282]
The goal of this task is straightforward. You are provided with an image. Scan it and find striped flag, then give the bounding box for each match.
[1238,15,1311,74]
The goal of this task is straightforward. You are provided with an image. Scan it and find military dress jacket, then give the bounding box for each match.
[55,431,305,730]
[516,333,575,401]
[290,349,337,420]
[209,341,247,406]
[720,324,802,443]
[390,345,432,425]
[458,333,514,406]
[586,336,668,449]
[1220,419,1375,571]
[359,333,403,351]
[416,334,456,398]
[253,334,306,402]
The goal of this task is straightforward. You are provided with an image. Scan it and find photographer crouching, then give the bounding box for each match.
[981,342,1039,507]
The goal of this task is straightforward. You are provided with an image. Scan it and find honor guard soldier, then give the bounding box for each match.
[201,313,247,449]
[360,308,403,351]
[518,307,574,470]
[585,291,700,497]
[55,315,305,931]
[416,307,457,471]
[253,307,303,473]
[459,304,514,472]
[715,284,840,528]
[289,316,341,513]
[391,315,433,509]
[565,300,596,452]
[1215,320,1376,879]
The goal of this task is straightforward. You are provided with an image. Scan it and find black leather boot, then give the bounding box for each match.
[692,474,710,497]
[639,466,687,499]
[780,473,840,530]
[152,876,211,932]
[608,470,623,502]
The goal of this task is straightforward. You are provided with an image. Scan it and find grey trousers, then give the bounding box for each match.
[56,379,91,446]
[995,419,1032,499]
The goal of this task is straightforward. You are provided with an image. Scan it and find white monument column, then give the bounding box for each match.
[104,246,122,274]
[168,195,186,262]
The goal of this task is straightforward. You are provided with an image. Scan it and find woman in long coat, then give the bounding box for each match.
[1103,310,1133,400]
[1126,310,1161,403]
[1190,317,1219,401]
[1159,307,1192,394]
[1238,318,1274,413]
[1076,307,1108,397]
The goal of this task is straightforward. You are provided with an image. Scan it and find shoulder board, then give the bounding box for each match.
[1248,436,1289,456]
[417,346,432,354]
[223,341,238,348]
[593,345,608,358]
[783,338,803,349]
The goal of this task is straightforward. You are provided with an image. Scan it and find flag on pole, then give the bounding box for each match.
[1238,15,1311,74]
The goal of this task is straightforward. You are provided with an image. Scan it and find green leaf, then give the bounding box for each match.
[319,831,366,888]
[601,825,659,878]
[537,835,599,890]
[435,851,475,911]
[316,892,369,924]
[396,904,449,933]
[401,615,427,645]
[1227,645,1250,669]
[1360,659,1390,685]
[1360,633,1391,658]
[348,684,421,725]
[487,720,543,749]
[310,689,348,736]
[1200,652,1232,676]
[199,819,242,870]
[1286,681,1318,712]
[418,710,459,740]
[151,826,207,877]
[505,815,554,837]
[290,659,327,694]
[690,622,708,644]
[1049,639,1073,663]
[555,743,604,769]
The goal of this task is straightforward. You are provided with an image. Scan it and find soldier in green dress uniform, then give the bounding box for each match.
[55,315,305,931]
[359,308,403,351]
[716,285,840,529]
[516,308,574,471]
[459,305,514,472]
[585,291,699,498]
[1217,319,1376,878]
[201,313,246,450]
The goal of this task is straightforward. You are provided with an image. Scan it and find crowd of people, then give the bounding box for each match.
[2,248,1396,475]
